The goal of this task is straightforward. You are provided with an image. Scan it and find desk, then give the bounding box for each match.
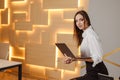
[0,59,22,80]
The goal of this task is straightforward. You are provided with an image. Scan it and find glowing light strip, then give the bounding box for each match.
[63,9,77,11]
[32,25,48,28]
[5,0,8,8]
[0,12,1,25]
[8,8,10,25]
[78,0,81,8]
[55,47,59,68]
[12,0,27,4]
[1,40,9,43]
[16,30,32,33]
[9,46,13,60]
[11,56,25,60]
[48,11,51,25]
[9,46,25,60]
[103,48,120,67]
[103,48,120,58]
[40,0,43,8]
[27,4,31,21]
[13,11,28,21]
[27,64,46,70]
[61,69,64,80]
[104,59,120,67]
[64,19,73,22]
[13,11,27,14]
[57,32,73,34]
[48,9,63,12]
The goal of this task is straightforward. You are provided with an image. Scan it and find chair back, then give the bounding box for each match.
[0,43,9,60]
[98,73,114,80]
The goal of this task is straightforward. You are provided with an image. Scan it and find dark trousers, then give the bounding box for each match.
[70,61,108,80]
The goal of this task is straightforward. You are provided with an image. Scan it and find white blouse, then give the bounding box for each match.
[80,26,103,67]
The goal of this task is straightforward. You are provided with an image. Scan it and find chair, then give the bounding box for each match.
[98,73,114,80]
[0,43,9,60]
[0,42,9,74]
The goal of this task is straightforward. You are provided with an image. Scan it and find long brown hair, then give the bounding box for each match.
[73,10,91,47]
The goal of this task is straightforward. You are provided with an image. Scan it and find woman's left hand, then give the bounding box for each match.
[64,54,75,64]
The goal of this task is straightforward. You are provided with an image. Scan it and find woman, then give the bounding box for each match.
[64,10,109,80]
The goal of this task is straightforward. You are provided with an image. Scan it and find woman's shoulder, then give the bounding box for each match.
[86,27,99,39]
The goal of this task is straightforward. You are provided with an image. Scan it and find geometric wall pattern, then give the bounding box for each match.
[0,0,89,80]
[3,0,120,79]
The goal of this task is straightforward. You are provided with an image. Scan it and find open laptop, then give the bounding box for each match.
[55,43,76,58]
[55,43,91,59]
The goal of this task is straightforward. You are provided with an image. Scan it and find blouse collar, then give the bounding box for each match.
[82,26,92,38]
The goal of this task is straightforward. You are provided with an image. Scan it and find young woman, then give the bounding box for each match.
[64,10,109,80]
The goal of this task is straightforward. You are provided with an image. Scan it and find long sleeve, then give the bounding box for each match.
[87,33,103,67]
[80,26,103,67]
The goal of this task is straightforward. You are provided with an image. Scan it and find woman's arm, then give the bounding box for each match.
[65,56,93,64]
[73,57,93,62]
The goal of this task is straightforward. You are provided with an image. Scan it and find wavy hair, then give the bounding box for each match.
[73,10,91,47]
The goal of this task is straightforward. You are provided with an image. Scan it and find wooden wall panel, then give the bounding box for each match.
[0,0,4,9]
[25,43,56,67]
[1,9,8,24]
[0,43,9,59]
[30,0,48,25]
[11,1,29,12]
[28,27,41,44]
[13,13,26,21]
[12,47,25,58]
[41,32,51,44]
[0,0,90,79]
[57,34,77,46]
[16,32,28,47]
[15,22,32,30]
[64,10,77,19]
[0,27,10,42]
[43,0,78,9]
[46,69,61,80]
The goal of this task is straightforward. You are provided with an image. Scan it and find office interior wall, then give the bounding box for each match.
[88,0,120,78]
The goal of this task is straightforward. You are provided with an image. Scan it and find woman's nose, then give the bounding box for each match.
[77,21,80,24]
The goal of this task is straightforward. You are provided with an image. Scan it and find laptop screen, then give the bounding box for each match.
[55,43,75,58]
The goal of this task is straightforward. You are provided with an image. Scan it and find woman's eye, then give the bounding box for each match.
[75,20,78,22]
[79,18,84,21]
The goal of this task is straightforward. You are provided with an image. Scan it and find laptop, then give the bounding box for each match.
[55,43,91,59]
[55,43,76,58]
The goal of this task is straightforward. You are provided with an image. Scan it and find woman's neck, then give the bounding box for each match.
[83,25,89,31]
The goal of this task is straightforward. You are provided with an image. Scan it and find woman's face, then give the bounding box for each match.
[75,14,87,30]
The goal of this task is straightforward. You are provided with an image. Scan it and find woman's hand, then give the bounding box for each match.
[64,54,75,64]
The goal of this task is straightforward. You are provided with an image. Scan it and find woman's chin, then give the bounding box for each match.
[77,26,83,30]
[79,27,83,30]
